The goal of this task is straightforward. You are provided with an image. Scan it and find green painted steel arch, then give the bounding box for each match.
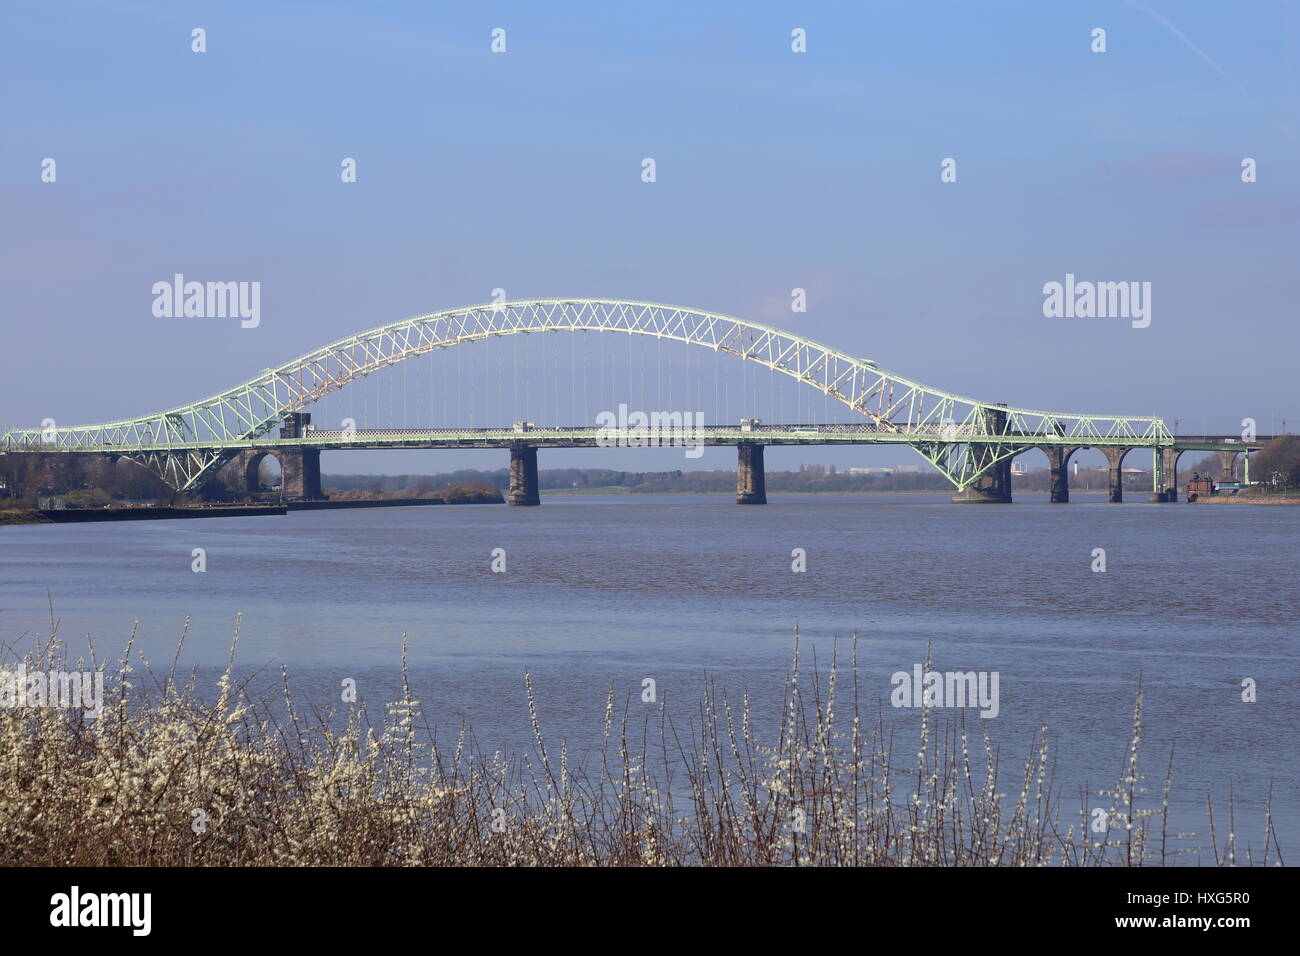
[2,298,1170,490]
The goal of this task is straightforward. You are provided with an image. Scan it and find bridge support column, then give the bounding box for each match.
[1147,447,1167,502]
[508,443,540,506]
[1161,448,1182,502]
[951,405,1012,503]
[1215,449,1240,482]
[1043,446,1079,503]
[1101,447,1128,503]
[950,462,1012,503]
[273,414,324,501]
[280,448,322,501]
[736,443,766,504]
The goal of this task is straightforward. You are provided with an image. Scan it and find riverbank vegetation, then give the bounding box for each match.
[0,509,51,526]
[0,624,1281,867]
[325,466,963,495]
[320,484,503,504]
[1247,435,1300,492]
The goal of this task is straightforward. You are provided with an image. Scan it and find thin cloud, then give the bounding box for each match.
[1125,0,1250,97]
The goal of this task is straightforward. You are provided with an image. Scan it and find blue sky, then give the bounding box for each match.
[3,1,1297,473]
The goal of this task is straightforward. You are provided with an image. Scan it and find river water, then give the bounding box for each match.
[2,492,1296,860]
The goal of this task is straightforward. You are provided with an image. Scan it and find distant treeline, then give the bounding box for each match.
[3,452,1240,509]
[324,467,1020,494]
[324,456,1253,495]
[324,468,643,494]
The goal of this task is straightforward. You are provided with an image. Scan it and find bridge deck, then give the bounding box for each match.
[3,425,1267,455]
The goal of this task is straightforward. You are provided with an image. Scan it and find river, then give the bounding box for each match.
[2,492,1295,860]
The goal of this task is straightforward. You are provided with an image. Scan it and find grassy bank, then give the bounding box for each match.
[321,484,503,504]
[0,510,50,526]
[0,624,1282,867]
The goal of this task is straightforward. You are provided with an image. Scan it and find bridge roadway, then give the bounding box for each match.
[245,424,1270,454]
[208,417,1269,507]
[245,423,1172,450]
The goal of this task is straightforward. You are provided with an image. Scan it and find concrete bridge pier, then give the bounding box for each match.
[1161,448,1183,502]
[1043,446,1079,503]
[950,460,1012,503]
[951,404,1012,503]
[1101,447,1128,503]
[508,443,540,506]
[736,443,767,504]
[281,448,322,500]
[1215,449,1240,482]
[1143,447,1177,503]
[278,412,321,500]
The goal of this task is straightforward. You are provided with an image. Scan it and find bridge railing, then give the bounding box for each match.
[2,420,1182,453]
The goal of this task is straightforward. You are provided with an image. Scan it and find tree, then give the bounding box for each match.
[0,453,41,499]
[1250,434,1300,490]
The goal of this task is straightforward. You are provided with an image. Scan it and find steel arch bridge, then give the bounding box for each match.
[1,298,1171,492]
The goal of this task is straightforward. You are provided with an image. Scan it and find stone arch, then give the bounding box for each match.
[244,451,281,492]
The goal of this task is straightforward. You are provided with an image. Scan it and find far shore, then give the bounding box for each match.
[7,489,1296,526]
[1190,494,1300,505]
[541,486,956,496]
[0,510,52,526]
[546,487,1300,503]
[0,493,503,527]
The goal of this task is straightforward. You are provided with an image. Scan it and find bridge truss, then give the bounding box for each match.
[1,299,1171,492]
